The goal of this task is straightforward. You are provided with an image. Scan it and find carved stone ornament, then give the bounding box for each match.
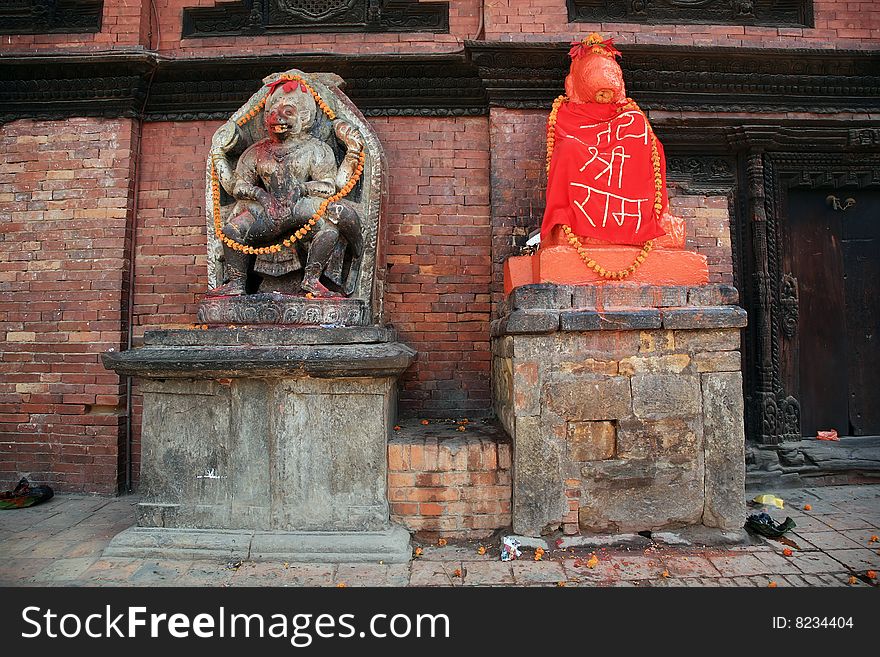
[566,0,812,27]
[201,69,385,327]
[181,0,449,38]
[0,0,103,34]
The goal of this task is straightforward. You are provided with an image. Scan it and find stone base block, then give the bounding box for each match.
[102,326,416,560]
[492,282,747,537]
[104,525,412,563]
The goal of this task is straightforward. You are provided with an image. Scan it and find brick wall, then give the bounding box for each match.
[0,117,137,494]
[372,117,493,416]
[388,426,512,538]
[484,0,880,49]
[0,0,150,52]
[2,0,878,56]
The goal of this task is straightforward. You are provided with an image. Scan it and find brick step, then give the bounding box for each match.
[388,418,512,539]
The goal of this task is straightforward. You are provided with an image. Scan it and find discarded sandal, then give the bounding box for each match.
[0,477,54,510]
[744,512,796,538]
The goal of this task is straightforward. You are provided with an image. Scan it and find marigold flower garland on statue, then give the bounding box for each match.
[209,74,365,257]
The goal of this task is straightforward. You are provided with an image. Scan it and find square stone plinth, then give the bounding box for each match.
[102,327,415,562]
[493,283,747,537]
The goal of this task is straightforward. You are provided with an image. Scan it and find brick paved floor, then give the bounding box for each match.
[1,484,877,587]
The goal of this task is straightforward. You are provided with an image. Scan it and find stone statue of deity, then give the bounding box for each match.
[202,70,385,325]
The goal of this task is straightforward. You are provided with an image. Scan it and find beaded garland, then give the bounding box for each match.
[545,94,661,280]
[210,74,365,257]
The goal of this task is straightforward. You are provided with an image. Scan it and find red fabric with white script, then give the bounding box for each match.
[541,101,668,245]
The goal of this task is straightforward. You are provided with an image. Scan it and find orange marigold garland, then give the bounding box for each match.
[545,95,660,280]
[210,74,363,256]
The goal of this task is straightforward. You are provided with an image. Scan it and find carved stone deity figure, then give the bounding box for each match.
[203,70,385,323]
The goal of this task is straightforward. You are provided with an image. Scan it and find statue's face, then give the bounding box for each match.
[565,54,626,105]
[265,90,317,141]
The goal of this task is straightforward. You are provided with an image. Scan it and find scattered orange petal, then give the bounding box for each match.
[870,535,879,543]
[803,504,812,511]
[452,568,462,578]
[393,425,401,431]
[457,425,466,432]
[848,575,858,585]
[460,418,469,424]
[305,293,314,299]
[768,581,777,588]
[534,547,545,561]
[421,419,430,425]
[867,570,877,580]
[782,548,793,557]
[438,538,447,546]
[413,547,423,557]
[586,554,599,569]
[477,546,486,555]
[661,570,669,578]
[556,581,566,587]
[336,583,347,587]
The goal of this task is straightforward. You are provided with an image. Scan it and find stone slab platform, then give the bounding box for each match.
[103,525,412,564]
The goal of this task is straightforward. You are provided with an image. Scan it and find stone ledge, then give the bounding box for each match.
[103,525,412,563]
[508,283,739,311]
[661,306,748,329]
[561,309,661,331]
[503,310,560,334]
[143,325,396,347]
[102,340,416,379]
[496,305,745,335]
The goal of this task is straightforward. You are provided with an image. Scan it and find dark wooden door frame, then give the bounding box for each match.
[731,131,880,445]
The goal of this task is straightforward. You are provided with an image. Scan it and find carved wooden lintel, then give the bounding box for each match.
[0,0,103,34]
[566,0,812,27]
[181,0,449,38]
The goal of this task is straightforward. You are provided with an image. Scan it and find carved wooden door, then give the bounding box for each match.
[783,189,880,438]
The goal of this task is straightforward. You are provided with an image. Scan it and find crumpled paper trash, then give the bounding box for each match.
[752,494,785,509]
[500,536,522,562]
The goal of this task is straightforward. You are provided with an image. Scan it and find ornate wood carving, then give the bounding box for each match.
[181,0,449,38]
[729,135,880,445]
[566,0,812,27]
[780,273,798,338]
[0,0,103,34]
[1,45,877,123]
[466,42,880,114]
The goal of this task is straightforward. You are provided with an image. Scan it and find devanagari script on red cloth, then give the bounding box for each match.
[541,101,668,245]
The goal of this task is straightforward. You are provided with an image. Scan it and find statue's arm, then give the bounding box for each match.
[231,148,270,205]
[303,142,337,198]
[209,121,242,196]
[334,120,364,191]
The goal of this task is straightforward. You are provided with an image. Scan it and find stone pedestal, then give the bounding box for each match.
[492,282,748,538]
[102,326,415,562]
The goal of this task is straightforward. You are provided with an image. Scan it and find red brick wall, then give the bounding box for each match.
[388,431,512,537]
[2,1,877,56]
[0,0,151,52]
[371,117,492,416]
[0,117,137,494]
[131,121,215,342]
[485,0,880,49]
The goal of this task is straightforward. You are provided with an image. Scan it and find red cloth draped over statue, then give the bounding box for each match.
[541,101,668,246]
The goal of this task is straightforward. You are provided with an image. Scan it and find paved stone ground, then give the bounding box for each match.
[1,485,878,587]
